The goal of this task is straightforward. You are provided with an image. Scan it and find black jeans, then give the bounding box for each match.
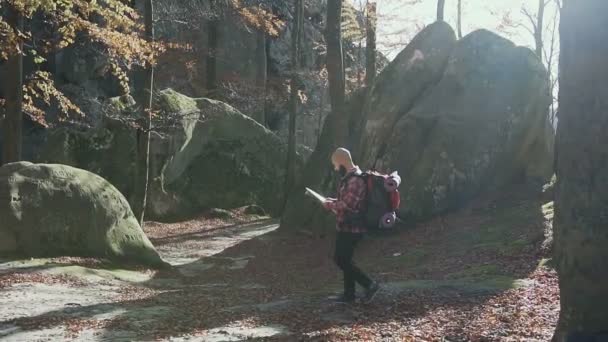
[334,232,373,298]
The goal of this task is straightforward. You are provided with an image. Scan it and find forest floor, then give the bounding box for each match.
[0,186,559,341]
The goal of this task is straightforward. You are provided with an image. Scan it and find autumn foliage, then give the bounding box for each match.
[0,0,159,125]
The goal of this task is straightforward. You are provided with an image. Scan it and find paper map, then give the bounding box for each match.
[304,187,327,204]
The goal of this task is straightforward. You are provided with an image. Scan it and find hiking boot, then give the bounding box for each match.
[363,282,380,303]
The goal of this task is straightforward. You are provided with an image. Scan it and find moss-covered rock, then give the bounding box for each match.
[379,29,553,219]
[32,89,299,221]
[0,162,165,268]
[282,25,554,231]
[356,22,457,165]
[151,89,299,220]
[36,117,138,202]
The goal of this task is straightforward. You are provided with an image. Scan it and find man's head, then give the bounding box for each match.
[331,148,355,177]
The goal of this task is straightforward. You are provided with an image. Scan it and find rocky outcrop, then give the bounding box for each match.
[31,89,302,221]
[356,22,457,166]
[0,162,165,267]
[374,29,553,219]
[36,113,138,202]
[282,24,554,230]
[150,89,300,220]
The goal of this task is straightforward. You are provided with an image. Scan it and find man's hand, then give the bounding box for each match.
[323,198,337,213]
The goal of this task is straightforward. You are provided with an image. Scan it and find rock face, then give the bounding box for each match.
[356,22,457,166]
[282,24,554,230]
[0,162,165,267]
[32,89,300,221]
[151,89,297,219]
[370,29,553,219]
[36,115,138,202]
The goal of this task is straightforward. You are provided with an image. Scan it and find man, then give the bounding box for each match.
[323,147,380,303]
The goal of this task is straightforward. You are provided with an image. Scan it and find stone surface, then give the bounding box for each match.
[377,29,553,219]
[0,162,165,267]
[282,24,554,230]
[152,89,303,219]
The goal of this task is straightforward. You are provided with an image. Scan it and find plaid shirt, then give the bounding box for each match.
[325,167,367,234]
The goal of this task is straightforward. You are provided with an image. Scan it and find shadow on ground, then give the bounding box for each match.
[0,185,556,341]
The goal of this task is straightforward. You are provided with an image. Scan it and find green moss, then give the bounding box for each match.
[386,276,521,294]
[0,163,166,268]
[446,264,500,279]
[387,248,430,266]
[45,265,154,283]
[158,88,199,114]
[440,200,543,257]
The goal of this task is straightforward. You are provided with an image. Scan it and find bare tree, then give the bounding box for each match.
[326,0,347,144]
[207,0,219,93]
[553,0,608,339]
[133,0,155,225]
[2,4,24,165]
[437,0,446,22]
[457,0,463,39]
[498,0,561,126]
[543,0,561,125]
[522,0,552,58]
[255,28,267,126]
[365,1,377,87]
[284,0,304,206]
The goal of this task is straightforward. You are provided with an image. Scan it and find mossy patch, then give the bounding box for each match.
[44,265,154,283]
[446,264,501,279]
[385,276,523,295]
[444,200,545,256]
[381,248,430,269]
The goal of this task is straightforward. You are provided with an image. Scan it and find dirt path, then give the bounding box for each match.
[0,188,560,341]
[0,218,280,341]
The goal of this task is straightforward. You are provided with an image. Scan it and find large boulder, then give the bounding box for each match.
[356,22,457,165]
[0,162,165,267]
[280,23,458,232]
[31,89,299,221]
[377,30,553,219]
[36,107,138,202]
[281,25,554,231]
[150,89,299,220]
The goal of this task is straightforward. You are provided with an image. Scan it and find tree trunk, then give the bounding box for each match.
[2,5,24,165]
[365,2,377,88]
[437,0,446,22]
[284,0,304,207]
[133,0,154,226]
[535,0,545,58]
[457,0,463,39]
[207,0,219,94]
[326,0,347,145]
[255,29,267,126]
[553,0,608,340]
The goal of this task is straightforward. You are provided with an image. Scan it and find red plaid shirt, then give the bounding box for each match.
[325,168,367,233]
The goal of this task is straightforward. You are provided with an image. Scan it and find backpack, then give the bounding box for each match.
[344,171,401,230]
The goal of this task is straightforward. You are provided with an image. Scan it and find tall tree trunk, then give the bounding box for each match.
[553,0,608,340]
[133,0,154,225]
[284,0,304,207]
[437,0,446,22]
[365,1,377,88]
[2,5,24,165]
[457,0,463,39]
[535,0,545,58]
[207,0,219,94]
[326,0,347,145]
[255,29,267,126]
